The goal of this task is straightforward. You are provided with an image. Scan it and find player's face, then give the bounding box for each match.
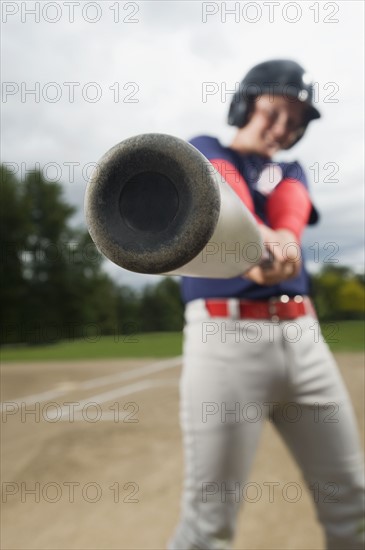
[243,95,308,157]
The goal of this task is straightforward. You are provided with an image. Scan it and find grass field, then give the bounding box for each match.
[321,320,364,352]
[0,332,183,362]
[1,320,363,362]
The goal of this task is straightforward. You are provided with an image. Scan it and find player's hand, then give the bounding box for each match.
[243,227,302,286]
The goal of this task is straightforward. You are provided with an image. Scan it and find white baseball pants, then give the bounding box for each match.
[168,299,365,550]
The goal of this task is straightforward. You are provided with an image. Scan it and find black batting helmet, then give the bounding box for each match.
[228,59,321,147]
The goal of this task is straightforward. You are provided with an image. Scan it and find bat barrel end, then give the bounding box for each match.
[85,133,220,274]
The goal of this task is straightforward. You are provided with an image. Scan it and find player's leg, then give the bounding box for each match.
[167,302,284,550]
[272,316,365,550]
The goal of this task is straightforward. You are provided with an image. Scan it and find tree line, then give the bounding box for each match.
[0,165,363,345]
[0,165,183,345]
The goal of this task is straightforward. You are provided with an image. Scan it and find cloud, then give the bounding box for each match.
[2,0,364,286]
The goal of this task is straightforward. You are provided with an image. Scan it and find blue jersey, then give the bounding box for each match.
[181,135,318,304]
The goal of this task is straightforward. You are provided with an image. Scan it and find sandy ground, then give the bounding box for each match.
[1,352,364,550]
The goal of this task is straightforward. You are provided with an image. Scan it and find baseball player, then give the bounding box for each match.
[168,60,364,550]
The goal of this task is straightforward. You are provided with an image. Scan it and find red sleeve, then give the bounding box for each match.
[266,178,312,240]
[210,158,263,224]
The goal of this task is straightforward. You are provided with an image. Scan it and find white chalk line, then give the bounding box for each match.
[49,378,179,421]
[0,356,182,413]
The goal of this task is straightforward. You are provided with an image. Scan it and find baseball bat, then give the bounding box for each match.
[84,133,265,278]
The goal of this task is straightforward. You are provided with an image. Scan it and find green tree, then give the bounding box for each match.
[1,165,120,344]
[20,170,76,343]
[337,279,365,319]
[58,230,118,340]
[311,265,365,321]
[115,285,140,336]
[0,166,29,343]
[139,277,184,332]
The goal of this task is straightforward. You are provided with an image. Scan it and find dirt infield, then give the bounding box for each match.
[1,353,364,550]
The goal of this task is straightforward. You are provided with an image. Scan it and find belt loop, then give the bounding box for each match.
[227,298,240,320]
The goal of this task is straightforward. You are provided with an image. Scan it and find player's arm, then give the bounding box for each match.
[210,159,264,224]
[243,178,312,285]
[266,177,312,241]
[210,159,306,281]
[210,159,312,239]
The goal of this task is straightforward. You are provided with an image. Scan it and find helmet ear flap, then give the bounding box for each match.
[228,84,249,128]
[228,85,257,128]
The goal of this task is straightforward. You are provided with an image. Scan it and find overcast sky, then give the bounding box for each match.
[2,0,364,288]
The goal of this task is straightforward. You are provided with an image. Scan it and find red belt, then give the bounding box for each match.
[205,296,316,321]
